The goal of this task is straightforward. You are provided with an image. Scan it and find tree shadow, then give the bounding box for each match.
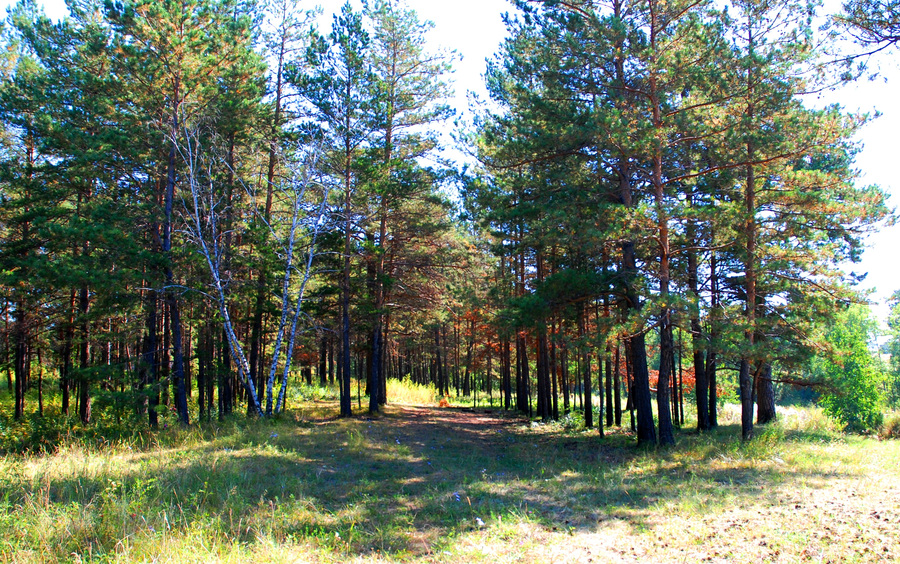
[0,405,868,560]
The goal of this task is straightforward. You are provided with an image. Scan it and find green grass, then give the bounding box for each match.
[0,382,898,562]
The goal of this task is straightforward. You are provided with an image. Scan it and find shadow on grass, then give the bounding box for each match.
[0,404,865,560]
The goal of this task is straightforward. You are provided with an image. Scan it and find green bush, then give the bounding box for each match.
[813,306,885,433]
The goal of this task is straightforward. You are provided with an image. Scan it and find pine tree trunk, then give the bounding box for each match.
[550,321,559,420]
[741,20,759,442]
[320,336,328,386]
[144,294,159,426]
[578,303,592,429]
[163,102,188,424]
[756,363,776,424]
[78,282,91,425]
[13,300,26,421]
[3,299,10,395]
[503,336,512,410]
[61,290,76,417]
[739,359,754,440]
[340,146,353,418]
[614,343,622,426]
[561,340,570,414]
[197,322,207,421]
[605,345,613,427]
[433,327,444,396]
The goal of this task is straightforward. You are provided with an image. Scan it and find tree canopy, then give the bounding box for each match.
[0,0,893,446]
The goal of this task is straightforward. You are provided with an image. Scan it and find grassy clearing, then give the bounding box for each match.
[0,389,898,562]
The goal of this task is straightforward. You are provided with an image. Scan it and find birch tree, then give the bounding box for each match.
[179,130,330,417]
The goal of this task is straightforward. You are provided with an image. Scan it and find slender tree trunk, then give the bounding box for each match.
[143,293,159,426]
[163,97,188,425]
[561,339,570,414]
[709,249,720,428]
[36,348,43,417]
[623,251,655,444]
[649,8,675,445]
[605,345,613,427]
[13,300,26,421]
[219,325,233,419]
[61,290,76,417]
[197,321,207,421]
[320,336,328,386]
[614,342,622,426]
[340,142,353,418]
[610,0,654,444]
[78,282,91,425]
[4,299,10,394]
[503,335,511,410]
[550,320,559,420]
[688,237,710,431]
[434,326,444,397]
[464,318,475,399]
[578,303,592,429]
[739,20,759,442]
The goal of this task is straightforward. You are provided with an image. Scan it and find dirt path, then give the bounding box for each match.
[386,405,522,444]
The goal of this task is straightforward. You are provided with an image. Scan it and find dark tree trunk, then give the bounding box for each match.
[328,335,335,385]
[184,315,192,398]
[739,359,754,440]
[613,343,622,426]
[561,340,570,414]
[13,301,26,421]
[219,325,233,418]
[36,348,43,417]
[709,250,720,428]
[61,290,76,417]
[197,322,207,421]
[463,318,475,398]
[77,282,91,425]
[537,329,551,420]
[168,293,188,424]
[612,0,653,445]
[578,303,592,429]
[434,326,444,397]
[550,322,559,420]
[163,107,188,424]
[3,299,10,395]
[516,332,529,415]
[756,363,776,424]
[605,345,614,427]
[630,331,655,442]
[502,336,511,410]
[319,336,328,386]
[142,292,159,427]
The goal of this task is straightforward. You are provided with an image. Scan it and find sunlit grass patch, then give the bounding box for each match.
[386,379,441,406]
[0,401,898,562]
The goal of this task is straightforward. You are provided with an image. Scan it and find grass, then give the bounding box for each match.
[0,383,898,562]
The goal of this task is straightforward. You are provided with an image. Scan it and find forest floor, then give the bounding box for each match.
[1,400,899,563]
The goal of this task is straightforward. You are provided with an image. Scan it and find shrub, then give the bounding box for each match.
[880,413,900,439]
[812,306,885,433]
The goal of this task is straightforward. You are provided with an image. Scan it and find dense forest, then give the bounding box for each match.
[1,0,899,449]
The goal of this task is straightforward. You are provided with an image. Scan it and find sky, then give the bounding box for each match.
[4,0,899,324]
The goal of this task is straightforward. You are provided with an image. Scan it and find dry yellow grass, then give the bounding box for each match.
[0,401,898,563]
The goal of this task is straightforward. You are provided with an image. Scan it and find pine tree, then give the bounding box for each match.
[293,2,377,417]
[363,0,453,411]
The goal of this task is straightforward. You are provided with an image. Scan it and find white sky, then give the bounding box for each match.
[5,0,899,324]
